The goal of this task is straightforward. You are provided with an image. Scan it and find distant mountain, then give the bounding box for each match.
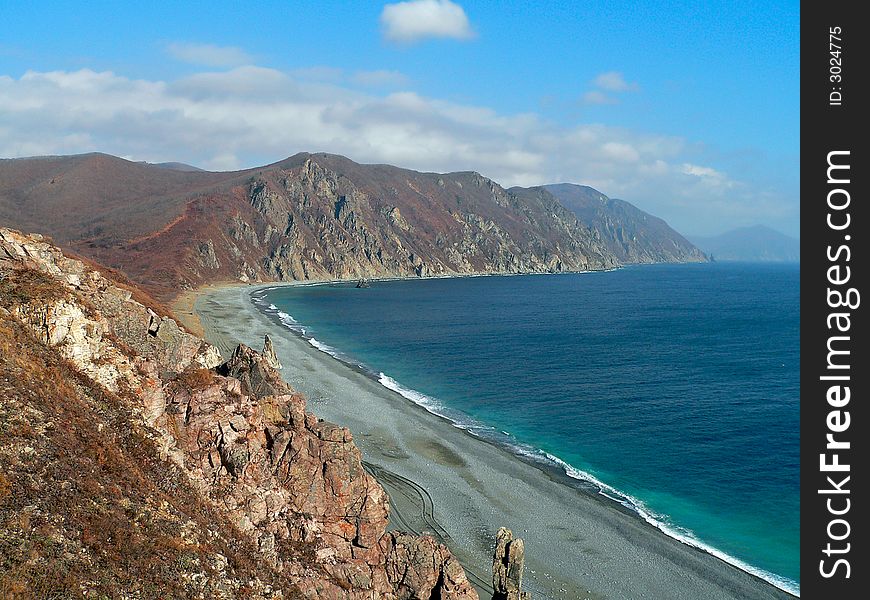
[152,161,205,172]
[543,183,707,264]
[0,152,619,299]
[689,226,799,263]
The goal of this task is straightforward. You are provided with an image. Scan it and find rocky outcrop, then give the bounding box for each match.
[0,227,479,599]
[262,334,282,370]
[492,528,529,600]
[385,532,477,598]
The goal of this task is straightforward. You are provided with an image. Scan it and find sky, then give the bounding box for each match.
[0,0,799,237]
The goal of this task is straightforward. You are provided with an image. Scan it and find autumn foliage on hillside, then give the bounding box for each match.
[0,313,301,598]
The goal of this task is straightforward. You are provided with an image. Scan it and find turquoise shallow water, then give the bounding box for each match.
[255,263,800,594]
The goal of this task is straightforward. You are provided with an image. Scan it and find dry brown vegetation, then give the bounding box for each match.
[0,318,302,599]
[0,229,484,600]
[0,267,69,308]
[64,249,181,322]
[175,367,218,391]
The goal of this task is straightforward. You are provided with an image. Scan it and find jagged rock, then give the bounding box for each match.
[383,532,478,599]
[218,343,290,397]
[545,183,707,264]
[262,334,282,370]
[194,342,224,370]
[197,239,221,269]
[492,528,530,600]
[147,308,160,335]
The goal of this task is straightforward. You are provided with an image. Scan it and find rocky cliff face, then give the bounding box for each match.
[1,153,620,300]
[0,227,477,599]
[543,183,707,264]
[245,155,615,283]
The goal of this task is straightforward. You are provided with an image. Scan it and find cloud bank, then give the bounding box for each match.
[381,0,475,42]
[0,66,793,235]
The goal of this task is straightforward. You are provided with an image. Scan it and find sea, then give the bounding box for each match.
[253,262,800,595]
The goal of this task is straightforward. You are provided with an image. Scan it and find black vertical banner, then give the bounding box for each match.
[801,1,867,599]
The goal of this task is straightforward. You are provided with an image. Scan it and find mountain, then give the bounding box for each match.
[543,183,707,264]
[689,225,799,262]
[0,226,489,598]
[0,152,708,302]
[0,152,619,299]
[151,161,206,172]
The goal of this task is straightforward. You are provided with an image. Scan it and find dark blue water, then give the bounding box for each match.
[256,263,800,594]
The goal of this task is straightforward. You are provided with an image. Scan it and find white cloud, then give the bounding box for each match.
[582,90,617,105]
[681,163,724,178]
[166,42,253,67]
[601,142,640,162]
[593,71,638,92]
[0,67,794,235]
[680,162,736,189]
[381,0,475,42]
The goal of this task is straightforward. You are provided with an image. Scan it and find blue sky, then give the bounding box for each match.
[0,0,799,237]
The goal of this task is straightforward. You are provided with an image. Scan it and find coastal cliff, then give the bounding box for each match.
[543,183,707,264]
[0,152,703,302]
[0,227,481,598]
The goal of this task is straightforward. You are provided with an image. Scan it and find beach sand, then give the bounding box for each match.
[193,282,796,600]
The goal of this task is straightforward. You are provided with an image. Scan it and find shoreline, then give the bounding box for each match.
[193,279,797,600]
[170,267,626,335]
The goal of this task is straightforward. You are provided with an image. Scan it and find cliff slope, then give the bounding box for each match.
[0,153,617,300]
[544,183,706,264]
[0,227,478,599]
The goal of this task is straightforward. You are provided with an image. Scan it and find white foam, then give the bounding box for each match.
[308,337,333,353]
[252,293,799,597]
[277,311,297,325]
[378,372,443,413]
[539,451,800,596]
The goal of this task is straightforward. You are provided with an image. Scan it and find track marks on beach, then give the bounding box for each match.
[363,461,493,594]
[363,461,450,541]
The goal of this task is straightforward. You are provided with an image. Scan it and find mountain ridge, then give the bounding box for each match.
[543,183,707,264]
[1,152,705,300]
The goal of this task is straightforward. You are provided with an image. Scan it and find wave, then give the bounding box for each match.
[538,452,800,596]
[308,337,339,356]
[252,291,799,598]
[375,368,791,592]
[377,372,444,414]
